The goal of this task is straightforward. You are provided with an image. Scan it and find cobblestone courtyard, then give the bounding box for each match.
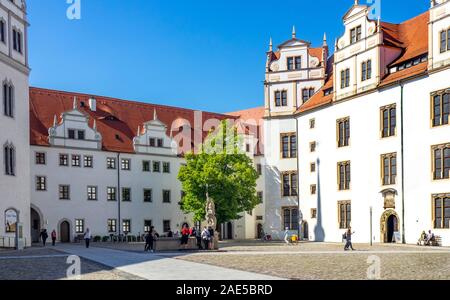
[0,241,449,280]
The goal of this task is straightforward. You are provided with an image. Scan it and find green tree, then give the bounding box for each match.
[178,120,260,225]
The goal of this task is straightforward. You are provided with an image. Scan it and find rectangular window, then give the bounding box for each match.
[2,82,14,118]
[108,219,117,233]
[144,220,152,233]
[287,57,294,70]
[4,145,15,176]
[163,162,170,173]
[338,161,351,190]
[106,157,116,169]
[287,56,301,70]
[350,26,362,44]
[309,118,315,129]
[122,188,131,202]
[121,159,131,170]
[311,209,317,219]
[68,129,75,139]
[163,220,171,233]
[440,30,447,53]
[153,161,161,172]
[144,189,152,202]
[59,154,68,166]
[59,185,70,200]
[337,117,350,147]
[87,186,98,201]
[310,162,316,173]
[280,133,297,159]
[75,219,84,234]
[142,161,151,172]
[157,138,164,148]
[107,187,117,201]
[362,60,372,81]
[274,91,288,107]
[122,219,131,233]
[381,104,397,137]
[310,184,317,195]
[12,29,22,53]
[149,138,156,147]
[36,176,46,191]
[282,207,299,230]
[302,88,315,103]
[310,142,316,153]
[163,190,171,203]
[77,130,85,140]
[72,155,81,167]
[35,152,46,165]
[432,144,450,180]
[295,56,301,70]
[338,201,352,229]
[0,20,5,43]
[381,153,397,185]
[257,164,262,176]
[84,156,93,168]
[257,191,263,203]
[340,69,350,89]
[433,194,450,229]
[432,91,449,127]
[282,172,297,197]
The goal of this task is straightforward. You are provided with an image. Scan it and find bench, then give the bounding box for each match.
[431,236,442,247]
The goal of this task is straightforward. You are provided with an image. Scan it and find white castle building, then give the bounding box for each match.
[1,0,449,247]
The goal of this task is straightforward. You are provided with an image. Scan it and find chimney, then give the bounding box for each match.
[89,97,97,112]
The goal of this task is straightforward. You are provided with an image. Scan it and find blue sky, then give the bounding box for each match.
[28,0,428,113]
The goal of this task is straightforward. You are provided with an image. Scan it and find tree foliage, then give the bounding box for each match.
[178,120,260,225]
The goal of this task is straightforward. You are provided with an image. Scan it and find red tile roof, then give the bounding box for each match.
[308,47,324,62]
[30,87,236,154]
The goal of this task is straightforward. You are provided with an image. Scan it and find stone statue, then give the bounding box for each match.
[205,193,217,230]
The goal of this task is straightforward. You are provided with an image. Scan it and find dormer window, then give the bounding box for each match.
[350,26,362,45]
[149,138,155,147]
[340,69,350,89]
[287,56,301,71]
[68,129,85,140]
[275,91,288,107]
[361,60,372,81]
[440,29,450,53]
[157,138,163,148]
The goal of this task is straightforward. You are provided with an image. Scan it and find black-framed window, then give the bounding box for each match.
[350,25,362,44]
[432,91,449,127]
[12,29,22,53]
[257,164,262,176]
[121,159,131,170]
[107,187,117,201]
[274,91,288,107]
[287,56,301,70]
[75,219,84,233]
[381,104,397,137]
[72,155,81,167]
[361,60,372,81]
[59,154,68,166]
[149,138,156,147]
[338,161,351,190]
[338,201,351,229]
[144,220,152,233]
[36,176,46,191]
[163,190,171,203]
[163,220,171,232]
[257,191,263,203]
[67,129,85,140]
[59,185,70,200]
[84,156,93,168]
[2,82,14,117]
[433,194,450,229]
[3,144,15,176]
[106,157,116,169]
[340,68,350,88]
[337,118,350,147]
[0,20,5,43]
[283,207,299,230]
[144,189,152,202]
[153,161,161,173]
[282,172,297,197]
[108,219,117,233]
[302,88,315,103]
[122,188,131,202]
[122,219,131,234]
[142,160,151,172]
[281,133,297,159]
[163,162,170,173]
[433,144,450,180]
[440,29,450,53]
[157,139,164,148]
[87,186,98,201]
[381,153,397,185]
[35,152,46,165]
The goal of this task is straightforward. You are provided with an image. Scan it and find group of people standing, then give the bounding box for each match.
[39,228,92,248]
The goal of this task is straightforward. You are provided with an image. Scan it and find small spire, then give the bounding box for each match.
[269,37,273,52]
[137,125,140,135]
[377,16,381,31]
[73,97,77,109]
[335,38,338,49]
[354,0,358,5]
[153,109,158,121]
[169,128,173,138]
[53,115,57,127]
[93,120,97,131]
[323,32,327,47]
[292,26,296,39]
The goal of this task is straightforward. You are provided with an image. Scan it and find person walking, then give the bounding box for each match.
[201,227,210,250]
[284,227,290,245]
[84,228,91,248]
[40,229,48,247]
[180,224,190,250]
[51,229,57,246]
[145,227,156,252]
[344,227,355,251]
[194,226,202,250]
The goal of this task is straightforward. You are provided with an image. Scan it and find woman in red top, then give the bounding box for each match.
[180,224,190,250]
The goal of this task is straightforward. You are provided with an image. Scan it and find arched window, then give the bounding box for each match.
[3,142,15,176]
[3,80,14,117]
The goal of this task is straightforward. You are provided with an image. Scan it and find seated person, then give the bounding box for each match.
[417,231,427,245]
[425,230,435,246]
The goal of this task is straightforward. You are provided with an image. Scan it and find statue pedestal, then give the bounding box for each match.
[213,232,219,250]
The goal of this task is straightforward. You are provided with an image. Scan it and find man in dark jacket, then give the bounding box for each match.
[344,228,355,251]
[40,229,48,247]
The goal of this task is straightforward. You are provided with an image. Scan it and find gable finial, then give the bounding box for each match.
[292,26,296,39]
[269,37,273,52]
[153,108,158,121]
[137,125,141,135]
[53,115,58,127]
[323,32,327,47]
[354,0,358,5]
[93,120,97,131]
[73,96,77,109]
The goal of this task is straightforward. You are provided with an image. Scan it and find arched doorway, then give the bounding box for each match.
[302,221,309,240]
[30,208,41,243]
[60,221,70,243]
[256,223,263,239]
[380,210,400,243]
